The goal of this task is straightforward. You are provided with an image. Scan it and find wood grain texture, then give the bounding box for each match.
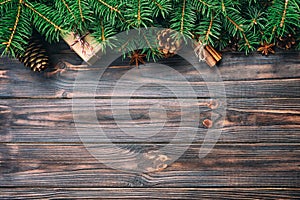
[1,49,299,199]
[0,188,299,199]
[0,98,299,143]
[0,144,299,187]
[0,52,299,98]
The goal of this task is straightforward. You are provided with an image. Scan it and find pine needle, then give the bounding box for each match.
[5,1,22,50]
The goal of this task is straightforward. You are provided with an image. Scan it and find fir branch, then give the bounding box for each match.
[0,3,32,56]
[241,32,251,48]
[24,2,62,31]
[141,30,162,61]
[122,0,153,29]
[197,0,212,8]
[137,0,141,24]
[205,14,214,41]
[196,11,221,45]
[193,0,215,16]
[226,16,243,31]
[0,0,12,5]
[100,20,105,41]
[221,0,226,13]
[57,0,93,34]
[266,0,299,40]
[78,0,84,22]
[226,15,251,48]
[0,0,14,16]
[61,0,77,21]
[91,18,117,52]
[151,0,162,10]
[4,0,22,51]
[170,0,195,39]
[180,0,186,34]
[244,7,266,34]
[150,0,171,18]
[89,0,122,25]
[280,0,289,28]
[96,0,120,14]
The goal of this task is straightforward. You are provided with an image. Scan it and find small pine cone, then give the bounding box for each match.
[277,34,296,49]
[222,36,239,52]
[157,29,183,57]
[18,34,49,72]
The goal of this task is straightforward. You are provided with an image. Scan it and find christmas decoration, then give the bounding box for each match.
[62,32,102,65]
[0,0,299,68]
[129,50,146,68]
[157,29,183,57]
[17,33,49,72]
[257,42,275,56]
[277,34,296,49]
[222,36,239,52]
[194,42,222,67]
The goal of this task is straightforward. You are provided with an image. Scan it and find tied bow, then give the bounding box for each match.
[70,32,94,56]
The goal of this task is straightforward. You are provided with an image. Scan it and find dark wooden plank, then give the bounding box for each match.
[0,51,299,98]
[0,188,299,199]
[3,50,300,81]
[1,76,300,98]
[0,98,299,143]
[0,143,299,187]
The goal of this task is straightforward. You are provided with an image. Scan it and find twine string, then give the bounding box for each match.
[70,32,93,56]
[194,42,206,62]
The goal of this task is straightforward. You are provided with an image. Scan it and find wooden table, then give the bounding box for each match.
[0,47,299,199]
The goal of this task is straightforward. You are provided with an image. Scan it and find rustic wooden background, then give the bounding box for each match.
[0,43,299,199]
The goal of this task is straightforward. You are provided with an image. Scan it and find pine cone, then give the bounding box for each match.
[222,36,239,52]
[157,29,183,57]
[18,34,49,72]
[277,34,296,49]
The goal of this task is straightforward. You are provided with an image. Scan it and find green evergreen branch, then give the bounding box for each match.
[170,0,195,40]
[78,0,84,22]
[280,0,289,28]
[197,0,212,8]
[0,0,12,5]
[225,16,243,32]
[226,15,251,48]
[4,0,22,51]
[24,2,62,31]
[221,0,226,13]
[266,0,299,41]
[244,7,266,34]
[241,32,250,48]
[57,0,94,33]
[96,0,120,14]
[141,31,162,61]
[205,14,214,41]
[100,20,105,41]
[151,0,162,10]
[1,0,299,60]
[0,1,32,56]
[180,0,186,34]
[137,0,141,25]
[91,18,117,52]
[196,11,221,45]
[61,0,77,21]
[150,0,171,18]
[122,0,153,29]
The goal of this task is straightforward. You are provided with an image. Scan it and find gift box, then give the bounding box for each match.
[62,32,102,65]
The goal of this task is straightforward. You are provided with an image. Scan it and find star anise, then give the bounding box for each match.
[129,50,146,67]
[257,42,275,56]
